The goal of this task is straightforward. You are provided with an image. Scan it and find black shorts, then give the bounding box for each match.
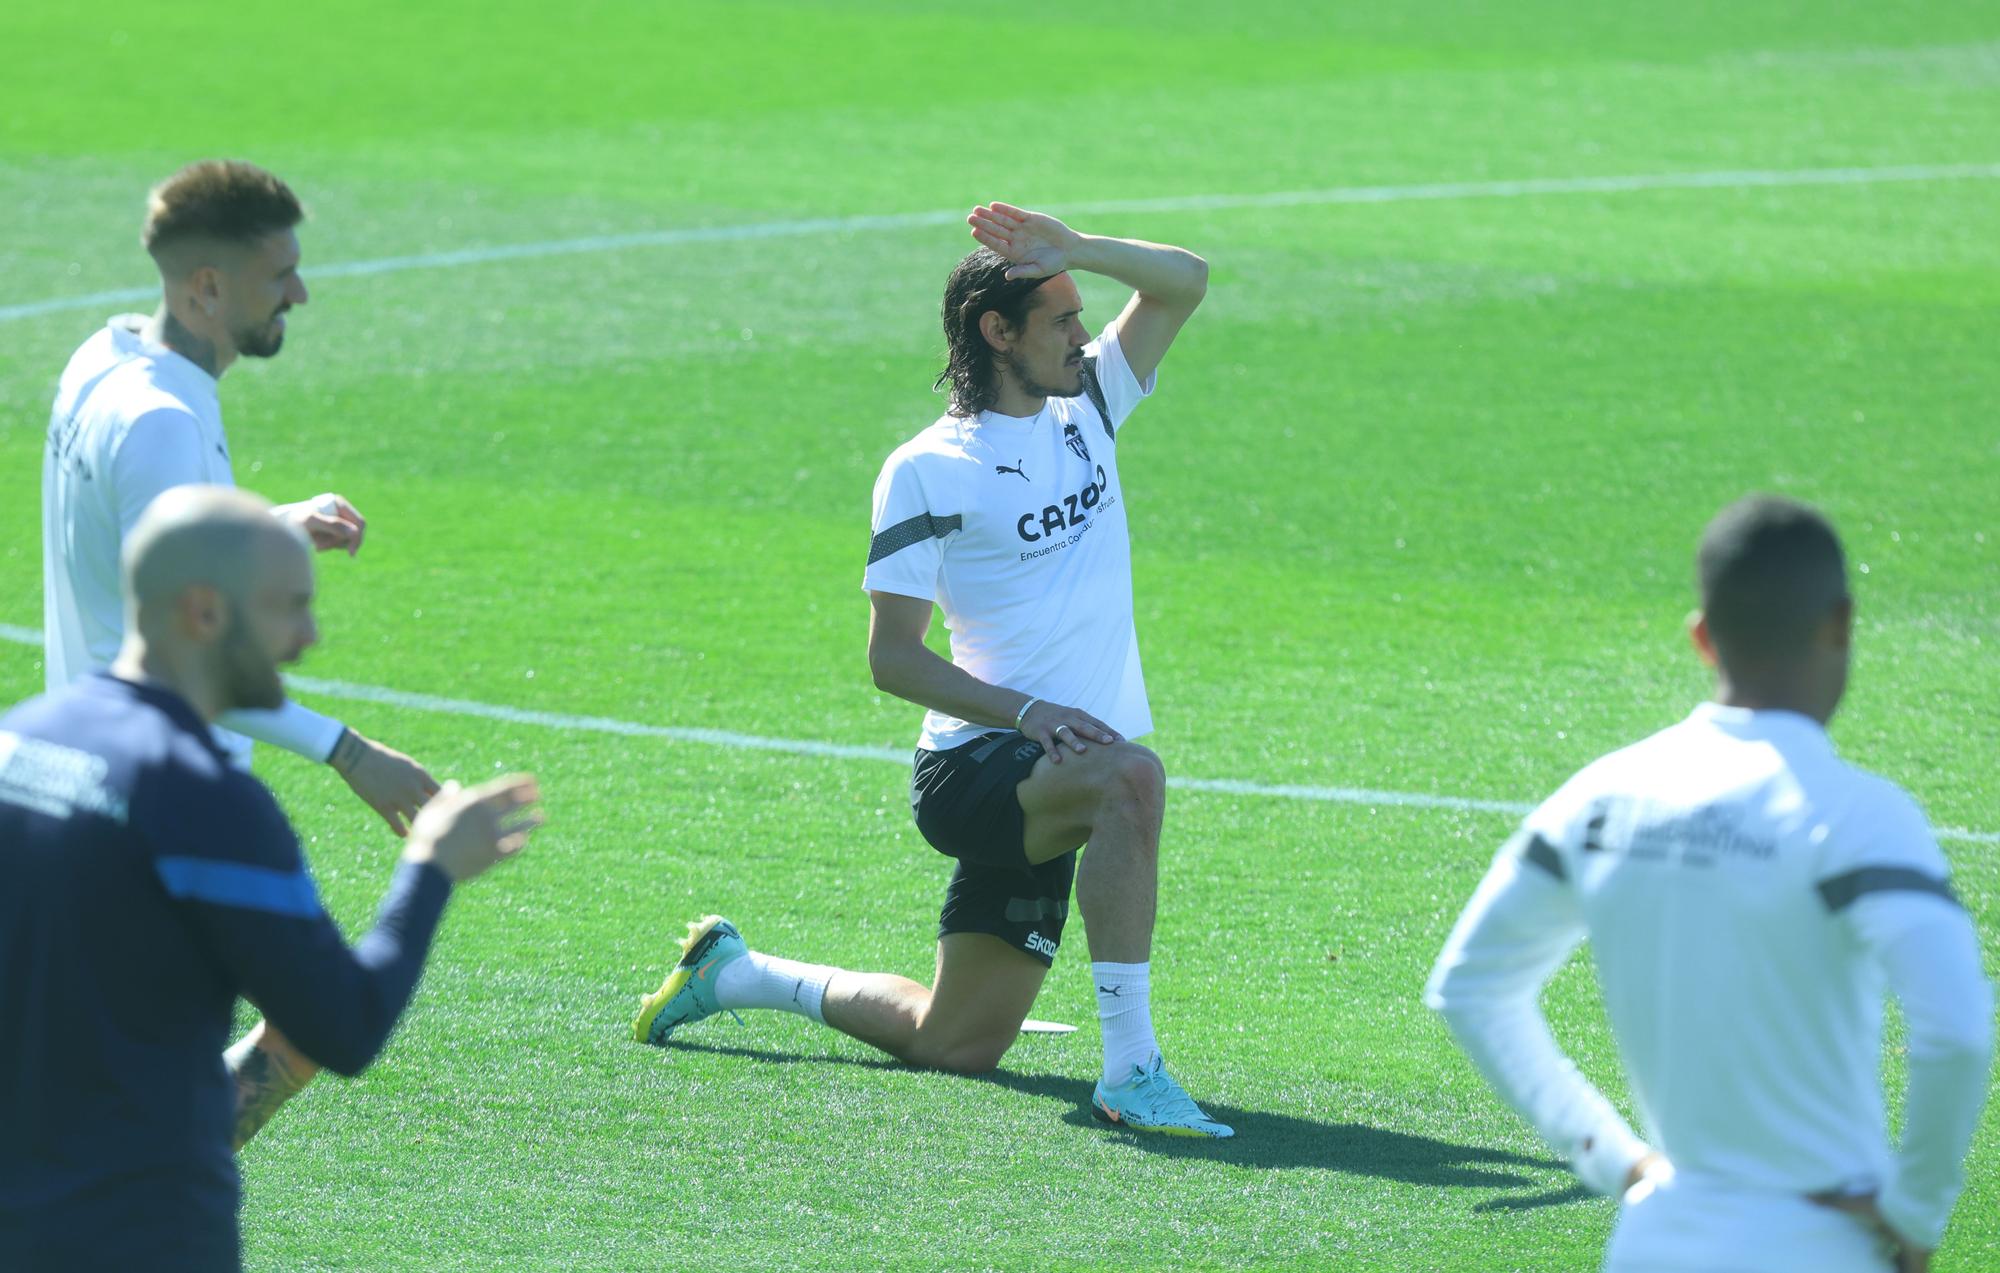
[910,731,1075,967]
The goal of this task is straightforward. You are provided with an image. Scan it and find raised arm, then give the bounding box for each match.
[867,590,1116,763]
[968,202,1207,385]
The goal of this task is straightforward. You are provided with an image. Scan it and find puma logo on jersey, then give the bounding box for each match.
[1016,464,1110,542]
[996,460,1029,481]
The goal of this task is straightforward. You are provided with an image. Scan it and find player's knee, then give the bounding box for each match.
[934,1037,1012,1074]
[1099,744,1166,816]
[909,1031,1011,1075]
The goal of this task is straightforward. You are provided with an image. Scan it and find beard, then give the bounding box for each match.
[1015,357,1085,402]
[234,313,287,359]
[217,611,287,711]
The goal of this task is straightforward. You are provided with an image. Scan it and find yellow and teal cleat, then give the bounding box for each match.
[1091,1057,1234,1138]
[631,914,748,1046]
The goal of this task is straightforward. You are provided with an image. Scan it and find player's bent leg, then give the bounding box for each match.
[1016,740,1165,868]
[1019,742,1164,963]
[225,1019,320,1151]
[826,933,1046,1074]
[1018,742,1230,1138]
[630,916,1039,1074]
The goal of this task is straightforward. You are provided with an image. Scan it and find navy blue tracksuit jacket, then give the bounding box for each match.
[0,674,452,1271]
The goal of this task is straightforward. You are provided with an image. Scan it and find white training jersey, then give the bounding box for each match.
[41,316,344,767]
[45,317,231,692]
[864,322,1155,752]
[1428,702,1992,1251]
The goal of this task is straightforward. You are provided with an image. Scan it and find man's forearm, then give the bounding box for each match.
[1868,909,1995,1247]
[218,699,346,763]
[1426,851,1648,1196]
[872,641,1028,730]
[225,1024,314,1150]
[1432,995,1649,1195]
[1068,234,1207,305]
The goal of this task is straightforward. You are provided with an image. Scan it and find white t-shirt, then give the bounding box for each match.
[42,316,345,767]
[1427,703,1992,1250]
[863,323,1155,752]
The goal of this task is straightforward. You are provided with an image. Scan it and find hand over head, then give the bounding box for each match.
[968,202,1079,281]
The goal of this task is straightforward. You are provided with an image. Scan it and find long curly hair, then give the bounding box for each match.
[934,248,1058,417]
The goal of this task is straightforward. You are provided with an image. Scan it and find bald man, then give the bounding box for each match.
[0,486,542,1272]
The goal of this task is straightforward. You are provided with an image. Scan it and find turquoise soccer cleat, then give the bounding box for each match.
[631,914,747,1046]
[1091,1056,1235,1138]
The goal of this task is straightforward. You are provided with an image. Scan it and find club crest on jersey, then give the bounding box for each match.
[1062,420,1091,463]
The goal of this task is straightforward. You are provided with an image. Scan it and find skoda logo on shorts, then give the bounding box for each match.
[1025,931,1059,958]
[1015,742,1042,762]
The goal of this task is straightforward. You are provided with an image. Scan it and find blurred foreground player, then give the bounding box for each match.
[1426,495,1992,1272]
[633,204,1232,1135]
[0,487,542,1271]
[43,159,442,1144]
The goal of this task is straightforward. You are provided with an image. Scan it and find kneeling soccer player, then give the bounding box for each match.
[1426,495,1992,1272]
[633,203,1230,1137]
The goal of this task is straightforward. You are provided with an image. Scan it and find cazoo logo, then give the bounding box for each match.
[1016,465,1113,542]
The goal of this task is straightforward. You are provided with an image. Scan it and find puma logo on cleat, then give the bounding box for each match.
[995,460,1029,482]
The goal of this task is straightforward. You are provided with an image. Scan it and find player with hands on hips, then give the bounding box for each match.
[1427,495,1991,1273]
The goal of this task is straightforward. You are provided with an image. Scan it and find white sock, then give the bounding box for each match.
[713,950,837,1024]
[1092,960,1159,1086]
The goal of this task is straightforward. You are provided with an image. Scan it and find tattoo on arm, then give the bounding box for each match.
[328,727,364,775]
[226,1036,309,1151]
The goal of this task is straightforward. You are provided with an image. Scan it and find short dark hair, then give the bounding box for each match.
[934,249,1061,417]
[1697,494,1849,664]
[142,160,303,261]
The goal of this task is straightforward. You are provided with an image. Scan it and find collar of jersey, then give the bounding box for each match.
[976,403,1048,430]
[109,314,219,388]
[1688,701,1830,748]
[89,671,220,747]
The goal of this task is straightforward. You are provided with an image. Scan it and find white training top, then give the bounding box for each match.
[42,316,346,767]
[1426,703,1993,1250]
[863,323,1155,752]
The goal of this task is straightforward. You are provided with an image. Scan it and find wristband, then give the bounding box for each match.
[327,726,362,775]
[1014,697,1040,731]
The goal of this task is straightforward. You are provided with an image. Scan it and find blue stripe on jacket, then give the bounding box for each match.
[154,856,322,918]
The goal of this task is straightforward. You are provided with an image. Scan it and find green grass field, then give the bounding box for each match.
[4,3,1998,1268]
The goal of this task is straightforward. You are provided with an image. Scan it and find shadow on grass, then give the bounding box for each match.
[665,1039,1587,1208]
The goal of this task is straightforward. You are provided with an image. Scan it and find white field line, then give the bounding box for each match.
[5,161,1999,324]
[0,623,1993,844]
